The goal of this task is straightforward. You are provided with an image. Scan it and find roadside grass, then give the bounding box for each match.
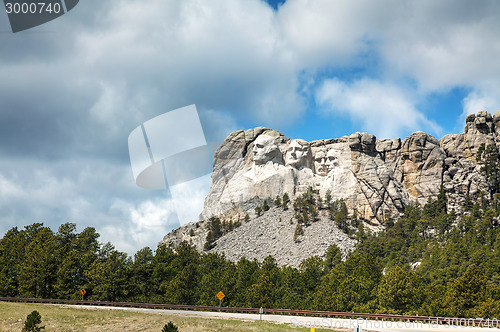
[0,301,335,331]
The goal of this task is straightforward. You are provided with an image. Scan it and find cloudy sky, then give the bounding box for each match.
[1,0,500,255]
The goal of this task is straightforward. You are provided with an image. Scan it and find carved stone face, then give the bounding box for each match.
[325,149,339,172]
[314,150,327,176]
[285,139,312,169]
[314,149,339,176]
[252,135,282,165]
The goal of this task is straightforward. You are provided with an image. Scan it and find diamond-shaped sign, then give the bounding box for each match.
[216,291,225,301]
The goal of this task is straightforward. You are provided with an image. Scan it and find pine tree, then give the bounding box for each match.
[85,246,131,301]
[436,182,447,214]
[255,206,263,217]
[377,266,424,314]
[131,247,154,302]
[282,193,290,210]
[233,257,259,307]
[334,199,349,232]
[293,224,304,242]
[477,143,500,194]
[299,256,325,296]
[204,217,222,250]
[54,223,81,299]
[23,310,44,332]
[263,199,270,211]
[274,196,281,207]
[0,227,21,296]
[325,190,332,209]
[446,264,487,317]
[324,244,342,271]
[18,226,57,298]
[464,193,473,211]
[151,246,176,302]
[247,256,280,308]
[162,321,178,332]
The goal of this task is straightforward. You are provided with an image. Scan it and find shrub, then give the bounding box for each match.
[23,310,44,332]
[263,199,270,211]
[162,321,179,332]
[255,206,262,217]
[294,224,304,242]
[282,193,290,210]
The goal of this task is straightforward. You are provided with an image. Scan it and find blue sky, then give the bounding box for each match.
[1,0,500,254]
[242,1,498,142]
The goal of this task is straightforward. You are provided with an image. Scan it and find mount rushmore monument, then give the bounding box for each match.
[159,110,500,265]
[201,110,500,227]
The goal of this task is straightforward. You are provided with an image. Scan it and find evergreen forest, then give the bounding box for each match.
[2,189,500,319]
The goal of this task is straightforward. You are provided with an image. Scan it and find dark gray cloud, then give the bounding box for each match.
[1,0,500,254]
[0,0,300,253]
[2,0,300,160]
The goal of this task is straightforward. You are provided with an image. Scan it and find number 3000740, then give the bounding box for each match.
[5,2,62,14]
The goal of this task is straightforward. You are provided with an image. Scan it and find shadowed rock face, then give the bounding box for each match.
[201,111,500,226]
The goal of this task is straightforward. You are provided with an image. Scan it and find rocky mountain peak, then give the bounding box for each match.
[201,111,500,226]
[160,110,500,267]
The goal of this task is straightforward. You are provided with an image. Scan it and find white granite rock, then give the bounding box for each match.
[160,111,500,264]
[201,111,500,224]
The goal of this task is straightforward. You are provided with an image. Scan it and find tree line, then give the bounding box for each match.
[2,188,500,318]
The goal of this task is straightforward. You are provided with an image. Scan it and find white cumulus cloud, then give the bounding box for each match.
[460,84,500,129]
[315,78,441,139]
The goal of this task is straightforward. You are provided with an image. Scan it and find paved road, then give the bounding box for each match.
[60,304,500,332]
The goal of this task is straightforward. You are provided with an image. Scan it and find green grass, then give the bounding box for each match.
[0,301,335,331]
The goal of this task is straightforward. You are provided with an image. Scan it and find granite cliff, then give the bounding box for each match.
[159,111,500,266]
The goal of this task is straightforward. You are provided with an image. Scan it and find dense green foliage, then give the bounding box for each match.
[477,143,500,194]
[356,194,500,317]
[23,310,44,331]
[161,321,179,332]
[204,217,241,250]
[293,187,319,226]
[3,191,500,319]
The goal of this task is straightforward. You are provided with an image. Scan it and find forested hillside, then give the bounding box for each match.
[2,191,500,318]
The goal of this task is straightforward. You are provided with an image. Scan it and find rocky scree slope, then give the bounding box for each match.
[160,205,356,268]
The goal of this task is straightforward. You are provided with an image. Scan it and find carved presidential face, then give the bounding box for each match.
[252,135,282,165]
[314,150,327,176]
[314,149,339,176]
[325,149,339,172]
[285,139,312,169]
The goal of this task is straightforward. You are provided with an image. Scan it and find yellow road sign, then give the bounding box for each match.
[216,291,225,301]
[80,288,86,296]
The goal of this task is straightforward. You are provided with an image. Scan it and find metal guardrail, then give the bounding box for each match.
[0,297,491,327]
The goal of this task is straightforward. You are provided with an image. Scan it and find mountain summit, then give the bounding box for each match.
[160,111,500,266]
[203,111,500,223]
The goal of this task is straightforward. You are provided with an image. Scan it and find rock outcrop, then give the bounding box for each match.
[198,111,500,226]
[401,132,445,201]
[160,111,500,266]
